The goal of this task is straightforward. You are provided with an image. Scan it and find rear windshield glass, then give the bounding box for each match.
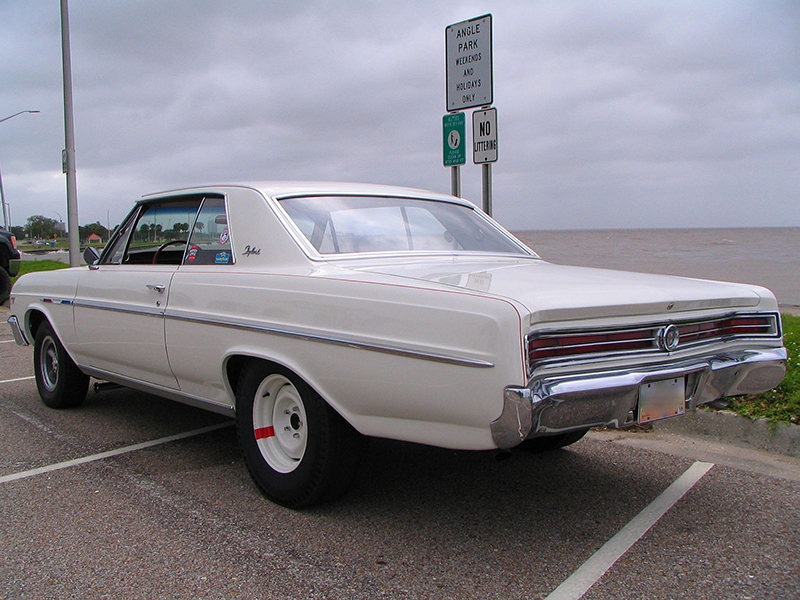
[279,196,529,256]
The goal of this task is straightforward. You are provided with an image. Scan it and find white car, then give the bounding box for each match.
[7,182,786,507]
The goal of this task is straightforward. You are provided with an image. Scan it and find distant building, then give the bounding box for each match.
[86,233,102,244]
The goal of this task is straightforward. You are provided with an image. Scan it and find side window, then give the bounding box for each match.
[104,199,202,265]
[183,197,233,265]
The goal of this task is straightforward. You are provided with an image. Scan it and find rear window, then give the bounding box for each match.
[279,196,529,256]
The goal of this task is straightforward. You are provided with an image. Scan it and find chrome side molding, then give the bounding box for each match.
[165,311,495,369]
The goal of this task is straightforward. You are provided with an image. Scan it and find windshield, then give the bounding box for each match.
[279,196,530,256]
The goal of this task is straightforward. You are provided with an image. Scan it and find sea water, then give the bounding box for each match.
[512,228,800,309]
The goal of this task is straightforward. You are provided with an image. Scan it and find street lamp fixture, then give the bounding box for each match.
[0,110,41,229]
[0,110,40,125]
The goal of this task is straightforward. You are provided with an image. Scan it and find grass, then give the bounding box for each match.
[8,259,799,426]
[727,313,799,426]
[11,259,71,286]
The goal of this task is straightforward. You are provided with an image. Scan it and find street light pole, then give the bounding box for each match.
[0,110,40,230]
[61,0,80,266]
[0,163,7,230]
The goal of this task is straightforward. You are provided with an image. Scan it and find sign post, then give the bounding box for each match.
[445,14,495,214]
[443,112,466,196]
[472,108,497,215]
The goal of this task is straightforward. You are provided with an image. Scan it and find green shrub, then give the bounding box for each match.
[728,313,799,425]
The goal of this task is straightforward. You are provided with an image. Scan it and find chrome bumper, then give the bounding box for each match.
[6,315,30,346]
[491,347,787,450]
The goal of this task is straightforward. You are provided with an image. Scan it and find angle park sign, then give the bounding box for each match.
[445,14,493,111]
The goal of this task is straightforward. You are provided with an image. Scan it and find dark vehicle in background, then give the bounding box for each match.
[0,228,21,304]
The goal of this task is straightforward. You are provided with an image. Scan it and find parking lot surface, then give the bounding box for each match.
[1,307,798,599]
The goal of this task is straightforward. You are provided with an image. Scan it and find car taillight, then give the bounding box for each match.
[527,328,656,364]
[10,235,16,249]
[526,313,780,373]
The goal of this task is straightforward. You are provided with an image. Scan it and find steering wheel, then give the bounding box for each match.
[152,239,187,264]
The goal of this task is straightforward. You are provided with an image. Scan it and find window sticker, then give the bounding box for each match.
[219,228,229,245]
[215,251,231,264]
[187,244,199,262]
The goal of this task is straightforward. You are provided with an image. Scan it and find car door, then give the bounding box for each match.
[163,196,235,404]
[73,197,204,389]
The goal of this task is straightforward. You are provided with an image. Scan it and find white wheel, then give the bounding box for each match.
[253,374,308,473]
[236,362,363,508]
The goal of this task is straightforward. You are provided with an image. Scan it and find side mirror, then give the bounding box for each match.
[83,245,101,266]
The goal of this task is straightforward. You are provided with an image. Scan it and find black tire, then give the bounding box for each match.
[0,267,10,305]
[236,361,361,509]
[518,428,589,453]
[33,321,90,409]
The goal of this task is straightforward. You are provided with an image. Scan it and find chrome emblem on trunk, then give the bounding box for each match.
[658,325,680,352]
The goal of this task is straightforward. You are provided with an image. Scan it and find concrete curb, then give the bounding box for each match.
[656,408,800,458]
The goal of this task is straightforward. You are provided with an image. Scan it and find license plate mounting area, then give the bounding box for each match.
[638,377,686,424]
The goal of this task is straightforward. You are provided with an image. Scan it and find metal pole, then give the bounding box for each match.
[481,163,492,216]
[450,166,461,197]
[61,0,80,266]
[0,110,39,230]
[0,162,7,229]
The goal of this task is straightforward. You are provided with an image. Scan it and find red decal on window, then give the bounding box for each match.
[254,426,275,440]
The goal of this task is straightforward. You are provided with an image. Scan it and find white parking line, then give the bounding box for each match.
[545,460,715,600]
[0,339,17,344]
[0,375,35,384]
[0,422,234,485]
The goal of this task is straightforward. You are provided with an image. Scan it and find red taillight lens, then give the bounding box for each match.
[527,314,778,373]
[10,235,16,249]
[527,329,656,364]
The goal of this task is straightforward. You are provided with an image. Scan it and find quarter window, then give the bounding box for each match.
[183,197,233,265]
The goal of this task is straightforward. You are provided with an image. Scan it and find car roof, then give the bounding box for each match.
[140,181,470,206]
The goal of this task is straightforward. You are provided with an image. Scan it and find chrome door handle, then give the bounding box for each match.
[146,284,166,293]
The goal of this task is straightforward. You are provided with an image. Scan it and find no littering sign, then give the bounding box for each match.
[472,108,497,164]
[445,14,493,111]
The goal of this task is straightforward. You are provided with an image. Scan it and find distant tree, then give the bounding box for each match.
[78,221,109,242]
[9,225,25,239]
[26,215,59,239]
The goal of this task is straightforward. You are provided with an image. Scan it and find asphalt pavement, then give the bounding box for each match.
[1,304,798,599]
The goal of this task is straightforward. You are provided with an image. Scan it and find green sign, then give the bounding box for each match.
[443,112,466,166]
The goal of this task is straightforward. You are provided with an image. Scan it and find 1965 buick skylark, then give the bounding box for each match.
[7,182,787,507]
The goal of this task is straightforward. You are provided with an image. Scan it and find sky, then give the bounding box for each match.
[1,0,798,232]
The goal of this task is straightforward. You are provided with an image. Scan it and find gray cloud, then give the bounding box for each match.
[1,0,798,231]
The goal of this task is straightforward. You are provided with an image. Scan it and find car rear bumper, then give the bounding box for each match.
[491,347,787,450]
[8,257,20,277]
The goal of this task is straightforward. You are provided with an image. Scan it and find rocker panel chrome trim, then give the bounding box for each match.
[79,366,235,417]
